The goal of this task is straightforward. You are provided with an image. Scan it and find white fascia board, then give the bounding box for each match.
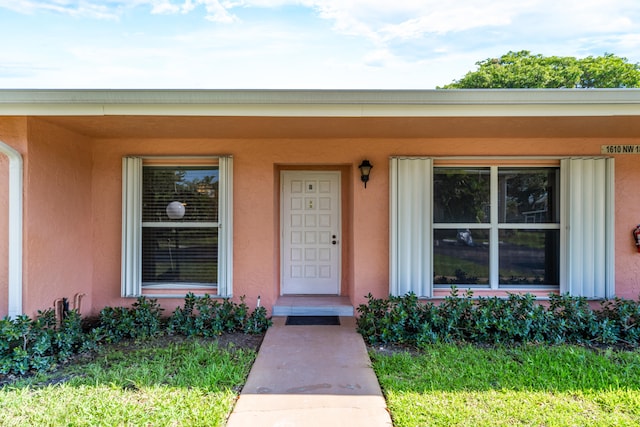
[0,89,639,117]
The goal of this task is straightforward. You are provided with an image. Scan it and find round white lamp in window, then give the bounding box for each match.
[166,201,186,220]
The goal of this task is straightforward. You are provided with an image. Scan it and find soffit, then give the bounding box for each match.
[34,115,640,139]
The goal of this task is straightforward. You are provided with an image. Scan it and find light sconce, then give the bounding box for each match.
[166,201,186,220]
[358,159,373,188]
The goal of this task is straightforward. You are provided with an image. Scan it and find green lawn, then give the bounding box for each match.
[0,338,256,427]
[371,344,640,427]
[3,337,639,426]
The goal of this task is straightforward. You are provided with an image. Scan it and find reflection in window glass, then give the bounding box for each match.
[141,165,219,287]
[143,167,219,223]
[433,229,490,286]
[498,230,559,286]
[498,168,559,224]
[434,168,490,223]
[142,228,218,284]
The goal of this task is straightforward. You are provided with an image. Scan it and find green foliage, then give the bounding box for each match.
[169,293,271,336]
[0,309,84,375]
[1,294,271,377]
[357,290,640,348]
[97,297,165,343]
[441,51,640,88]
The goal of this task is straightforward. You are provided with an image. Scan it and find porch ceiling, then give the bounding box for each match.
[34,115,640,139]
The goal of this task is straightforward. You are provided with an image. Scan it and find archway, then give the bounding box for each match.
[0,140,23,318]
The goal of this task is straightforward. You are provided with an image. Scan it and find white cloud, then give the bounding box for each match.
[1,0,640,89]
[2,0,639,37]
[0,0,121,19]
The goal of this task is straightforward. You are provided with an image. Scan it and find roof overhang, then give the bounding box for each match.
[1,89,640,118]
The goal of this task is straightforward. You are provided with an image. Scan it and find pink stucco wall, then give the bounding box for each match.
[21,119,93,316]
[90,133,640,315]
[90,138,372,315]
[2,114,640,318]
[613,155,640,299]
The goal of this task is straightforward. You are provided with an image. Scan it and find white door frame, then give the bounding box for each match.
[280,170,341,295]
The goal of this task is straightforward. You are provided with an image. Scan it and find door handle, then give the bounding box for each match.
[332,234,338,245]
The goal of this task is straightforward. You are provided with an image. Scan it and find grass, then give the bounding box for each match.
[0,338,256,426]
[371,343,640,427]
[433,254,489,283]
[3,333,639,426]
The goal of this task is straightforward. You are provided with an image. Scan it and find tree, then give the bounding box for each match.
[440,51,640,88]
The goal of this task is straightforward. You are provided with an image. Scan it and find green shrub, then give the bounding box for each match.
[97,296,164,342]
[597,297,640,344]
[357,290,640,348]
[1,293,271,377]
[169,293,271,336]
[0,309,85,375]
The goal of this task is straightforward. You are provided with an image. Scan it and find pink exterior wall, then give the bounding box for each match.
[613,155,640,299]
[91,138,369,315]
[21,119,93,316]
[1,114,640,318]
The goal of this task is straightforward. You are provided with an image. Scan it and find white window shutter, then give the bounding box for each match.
[561,157,615,298]
[390,157,433,297]
[121,157,143,297]
[217,156,233,297]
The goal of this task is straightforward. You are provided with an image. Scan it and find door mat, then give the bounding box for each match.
[285,316,340,326]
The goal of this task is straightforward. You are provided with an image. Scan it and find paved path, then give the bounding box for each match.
[226,316,393,427]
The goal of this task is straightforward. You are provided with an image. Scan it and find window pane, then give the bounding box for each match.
[498,168,559,223]
[499,229,559,286]
[433,229,490,286]
[434,168,490,223]
[143,166,219,222]
[142,227,218,285]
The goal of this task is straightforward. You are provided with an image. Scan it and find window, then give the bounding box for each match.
[390,157,614,299]
[122,157,233,297]
[432,166,560,288]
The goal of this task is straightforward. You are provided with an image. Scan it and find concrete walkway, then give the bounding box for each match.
[226,316,393,427]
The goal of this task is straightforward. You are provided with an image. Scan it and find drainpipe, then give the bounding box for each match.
[0,140,23,318]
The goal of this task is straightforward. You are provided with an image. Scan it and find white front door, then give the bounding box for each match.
[281,171,341,295]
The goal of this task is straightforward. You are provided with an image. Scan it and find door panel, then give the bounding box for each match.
[282,171,340,294]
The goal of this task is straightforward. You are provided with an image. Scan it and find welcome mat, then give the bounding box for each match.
[285,315,340,326]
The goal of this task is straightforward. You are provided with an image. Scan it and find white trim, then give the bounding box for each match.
[121,156,234,298]
[1,89,640,118]
[489,167,499,289]
[0,140,23,318]
[142,222,219,228]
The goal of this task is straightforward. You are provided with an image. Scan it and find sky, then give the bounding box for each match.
[1,1,639,89]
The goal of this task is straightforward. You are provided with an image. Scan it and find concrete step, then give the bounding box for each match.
[272,296,354,317]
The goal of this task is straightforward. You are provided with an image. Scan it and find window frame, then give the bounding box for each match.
[432,163,561,291]
[122,156,233,298]
[389,156,614,299]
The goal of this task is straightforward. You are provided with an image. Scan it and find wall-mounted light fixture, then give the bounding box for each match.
[358,159,373,188]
